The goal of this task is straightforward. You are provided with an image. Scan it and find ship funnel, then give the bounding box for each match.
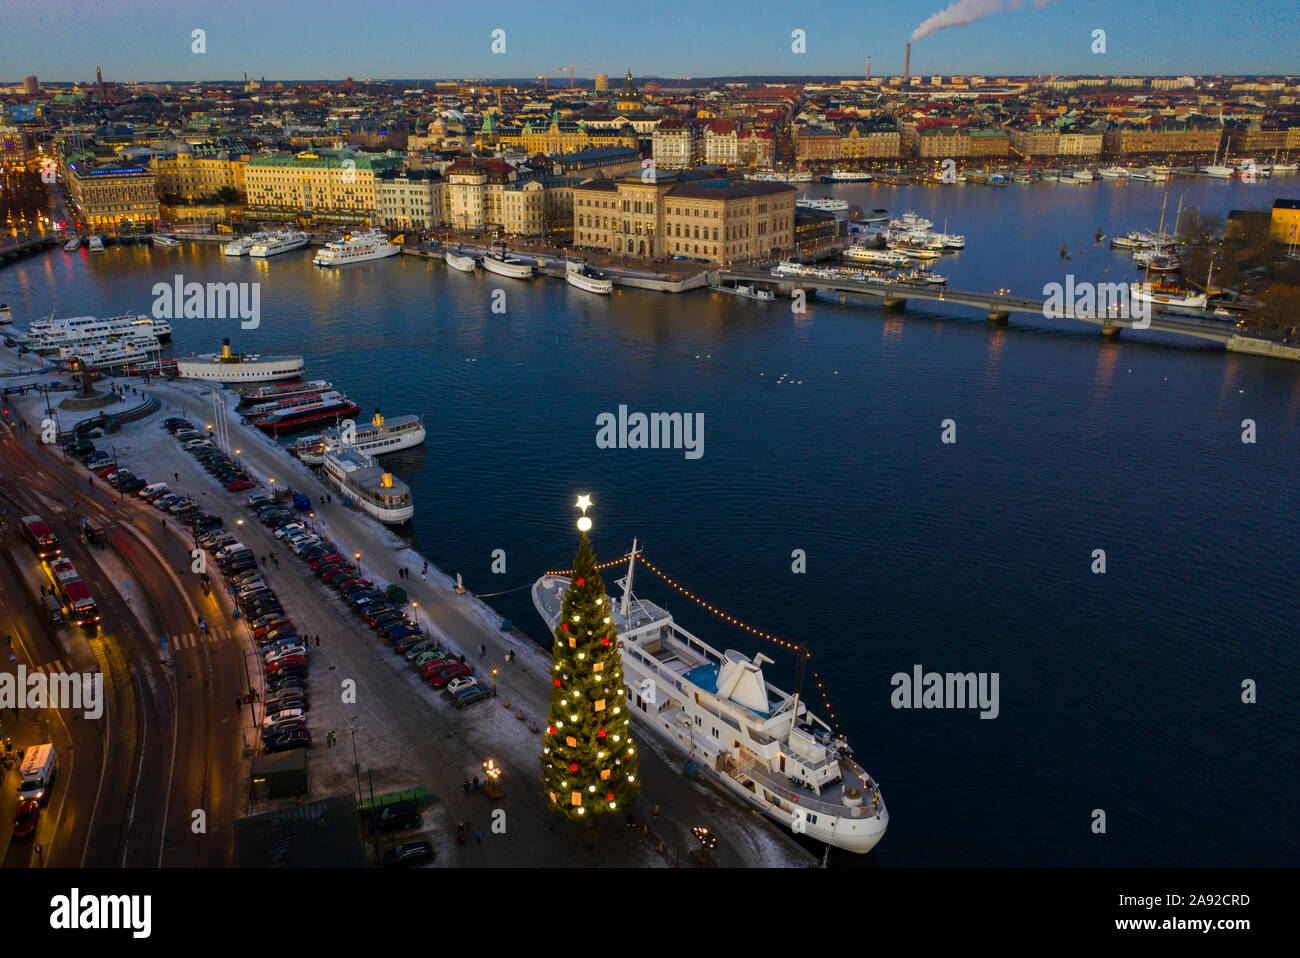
[372,409,384,427]
[221,337,232,359]
[381,472,393,488]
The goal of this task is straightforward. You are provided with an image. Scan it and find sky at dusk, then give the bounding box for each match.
[2,0,1296,82]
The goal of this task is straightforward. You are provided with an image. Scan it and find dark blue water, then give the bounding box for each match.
[4,177,1296,866]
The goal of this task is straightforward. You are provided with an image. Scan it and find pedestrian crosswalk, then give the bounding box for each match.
[168,628,231,650]
[29,659,75,676]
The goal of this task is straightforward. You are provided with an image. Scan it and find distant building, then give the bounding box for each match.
[738,128,775,168]
[1102,120,1220,155]
[22,75,39,95]
[151,144,249,201]
[703,119,739,166]
[652,118,697,169]
[244,150,402,223]
[374,168,444,230]
[795,126,840,165]
[594,74,610,92]
[1270,198,1300,245]
[794,207,837,255]
[573,172,795,263]
[547,145,642,179]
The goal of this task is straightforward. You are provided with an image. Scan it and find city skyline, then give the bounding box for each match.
[3,0,1297,83]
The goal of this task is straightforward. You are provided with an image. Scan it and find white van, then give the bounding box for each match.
[139,481,170,500]
[214,543,249,562]
[20,743,57,804]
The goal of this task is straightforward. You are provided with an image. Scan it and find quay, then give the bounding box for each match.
[713,266,1300,361]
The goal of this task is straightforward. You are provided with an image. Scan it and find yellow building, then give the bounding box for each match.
[573,173,795,263]
[1270,199,1300,244]
[497,113,637,156]
[151,145,248,201]
[244,150,401,222]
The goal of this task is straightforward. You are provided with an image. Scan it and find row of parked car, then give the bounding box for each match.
[167,422,313,754]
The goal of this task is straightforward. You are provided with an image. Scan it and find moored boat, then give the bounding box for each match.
[481,249,534,279]
[444,248,477,272]
[312,229,399,266]
[565,259,613,294]
[321,447,413,523]
[63,237,81,252]
[176,338,304,383]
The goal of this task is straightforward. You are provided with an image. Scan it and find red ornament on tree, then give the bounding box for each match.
[607,793,615,801]
[597,729,606,738]
[561,622,568,631]
[577,577,585,586]
[601,637,609,645]
[569,763,579,772]
[554,679,562,687]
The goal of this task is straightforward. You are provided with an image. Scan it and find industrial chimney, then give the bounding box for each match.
[866,56,871,80]
[904,44,911,84]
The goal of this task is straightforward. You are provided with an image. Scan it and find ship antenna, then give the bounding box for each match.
[620,538,639,619]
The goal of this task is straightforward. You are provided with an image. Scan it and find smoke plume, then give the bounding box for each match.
[910,0,1061,43]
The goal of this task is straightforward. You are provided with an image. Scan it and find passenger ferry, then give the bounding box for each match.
[237,379,333,406]
[87,236,105,252]
[565,259,613,294]
[63,237,81,252]
[532,545,887,854]
[288,410,426,464]
[246,388,344,417]
[54,337,159,370]
[21,313,173,353]
[445,248,477,272]
[250,230,311,257]
[843,246,909,268]
[152,234,181,248]
[795,198,849,221]
[481,250,534,279]
[312,229,399,266]
[224,232,272,256]
[821,169,873,182]
[321,447,413,523]
[251,393,360,435]
[175,338,305,383]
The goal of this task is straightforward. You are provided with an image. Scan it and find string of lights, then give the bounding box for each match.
[543,554,632,577]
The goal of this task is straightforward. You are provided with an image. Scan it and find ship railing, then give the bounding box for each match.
[732,756,881,820]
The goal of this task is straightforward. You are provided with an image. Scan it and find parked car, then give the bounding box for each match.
[446,676,478,696]
[265,729,312,753]
[382,841,434,867]
[420,658,459,679]
[453,687,491,709]
[261,719,307,741]
[372,802,420,833]
[429,663,472,688]
[267,655,308,674]
[262,708,308,727]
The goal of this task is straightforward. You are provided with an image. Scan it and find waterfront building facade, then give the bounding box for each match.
[374,169,444,230]
[65,159,160,227]
[244,150,402,222]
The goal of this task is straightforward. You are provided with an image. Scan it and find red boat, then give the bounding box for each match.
[252,399,361,435]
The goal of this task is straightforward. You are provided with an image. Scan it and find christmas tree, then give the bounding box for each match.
[540,498,639,820]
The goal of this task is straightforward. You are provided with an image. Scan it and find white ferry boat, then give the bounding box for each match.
[237,379,332,405]
[152,234,180,248]
[532,547,888,854]
[796,198,849,221]
[565,259,613,294]
[444,248,477,272]
[87,236,105,252]
[250,230,311,257]
[1129,282,1207,310]
[321,447,413,524]
[288,410,426,465]
[1071,170,1095,183]
[175,339,304,383]
[482,250,534,279]
[54,337,158,370]
[246,389,345,417]
[1098,166,1128,179]
[63,237,81,252]
[785,170,816,183]
[843,246,909,268]
[22,313,173,353]
[312,229,399,267]
[224,232,270,256]
[745,171,789,183]
[821,169,873,182]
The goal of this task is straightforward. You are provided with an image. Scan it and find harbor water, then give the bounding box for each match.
[2,176,1296,866]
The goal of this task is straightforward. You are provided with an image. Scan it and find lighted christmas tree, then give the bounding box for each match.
[540,495,640,820]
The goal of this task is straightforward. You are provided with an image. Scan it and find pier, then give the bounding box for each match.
[713,266,1300,361]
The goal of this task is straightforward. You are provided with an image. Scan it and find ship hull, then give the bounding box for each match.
[254,402,361,435]
[250,237,310,257]
[482,255,533,279]
[565,270,612,294]
[176,355,305,383]
[445,251,476,272]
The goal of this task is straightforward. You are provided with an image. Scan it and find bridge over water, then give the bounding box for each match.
[712,267,1300,362]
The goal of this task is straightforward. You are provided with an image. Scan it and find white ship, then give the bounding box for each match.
[87,236,105,252]
[842,246,909,268]
[444,248,477,272]
[152,234,180,248]
[532,546,888,854]
[321,447,413,524]
[481,250,534,279]
[785,170,816,183]
[250,230,311,257]
[21,313,173,354]
[175,338,304,383]
[238,379,332,405]
[1201,139,1234,178]
[246,388,345,417]
[63,237,81,252]
[796,198,849,221]
[288,410,426,465]
[745,171,789,183]
[565,259,613,294]
[312,229,399,266]
[1071,170,1095,182]
[821,169,873,182]
[224,232,271,256]
[55,337,158,370]
[1099,166,1128,179]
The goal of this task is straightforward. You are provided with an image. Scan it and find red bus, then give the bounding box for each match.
[20,515,60,559]
[50,557,99,626]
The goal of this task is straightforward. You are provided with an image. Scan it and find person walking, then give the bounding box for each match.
[479,644,486,658]
[315,635,320,647]
[236,698,242,711]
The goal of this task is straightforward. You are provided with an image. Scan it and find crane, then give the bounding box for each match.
[555,63,598,89]
[535,73,548,93]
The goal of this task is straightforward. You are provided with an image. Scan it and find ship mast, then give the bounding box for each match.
[620,538,639,619]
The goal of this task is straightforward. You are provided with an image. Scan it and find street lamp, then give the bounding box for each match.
[349,725,364,803]
[354,552,361,576]
[491,667,498,697]
[411,600,419,631]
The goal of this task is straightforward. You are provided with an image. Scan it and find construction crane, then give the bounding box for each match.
[555,63,598,89]
[535,73,548,93]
